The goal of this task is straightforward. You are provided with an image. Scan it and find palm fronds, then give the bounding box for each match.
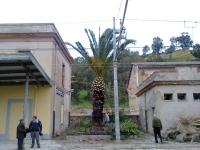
[65,28,136,77]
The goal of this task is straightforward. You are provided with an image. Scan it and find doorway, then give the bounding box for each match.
[6,99,32,140]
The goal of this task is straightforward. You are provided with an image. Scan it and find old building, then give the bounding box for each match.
[0,23,73,140]
[127,62,200,133]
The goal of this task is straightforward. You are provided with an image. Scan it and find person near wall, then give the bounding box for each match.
[152,114,163,143]
[16,119,26,150]
[29,116,42,148]
[103,112,110,126]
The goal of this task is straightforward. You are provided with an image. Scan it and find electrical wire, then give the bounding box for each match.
[54,19,200,25]
[125,19,199,23]
[0,46,195,51]
[116,0,123,21]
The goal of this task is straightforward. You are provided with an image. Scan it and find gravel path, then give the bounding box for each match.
[0,133,199,150]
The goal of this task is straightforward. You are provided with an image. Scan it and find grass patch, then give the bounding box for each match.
[71,100,92,108]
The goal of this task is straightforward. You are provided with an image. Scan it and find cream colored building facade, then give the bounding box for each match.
[0,23,73,140]
[127,62,200,133]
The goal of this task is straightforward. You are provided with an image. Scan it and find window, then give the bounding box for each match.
[164,94,173,100]
[193,93,200,100]
[62,64,65,87]
[177,93,186,100]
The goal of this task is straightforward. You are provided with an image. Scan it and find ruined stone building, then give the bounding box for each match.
[127,62,200,133]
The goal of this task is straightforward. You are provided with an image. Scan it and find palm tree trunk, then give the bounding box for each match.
[92,91,104,126]
[91,77,105,126]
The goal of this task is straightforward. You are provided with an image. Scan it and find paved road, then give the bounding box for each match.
[0,134,199,150]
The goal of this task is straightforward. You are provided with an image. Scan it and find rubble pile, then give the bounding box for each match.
[165,117,200,143]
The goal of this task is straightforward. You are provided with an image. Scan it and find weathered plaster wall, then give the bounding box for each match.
[128,65,139,115]
[139,85,200,133]
[128,66,176,115]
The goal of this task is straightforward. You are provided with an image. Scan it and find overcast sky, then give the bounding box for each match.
[0,0,200,57]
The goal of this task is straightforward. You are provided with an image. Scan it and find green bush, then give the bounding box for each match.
[120,120,140,138]
[119,109,131,122]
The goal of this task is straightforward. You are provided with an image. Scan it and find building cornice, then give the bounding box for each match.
[135,80,200,96]
[0,32,73,64]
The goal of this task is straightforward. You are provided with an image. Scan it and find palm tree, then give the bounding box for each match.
[65,28,136,126]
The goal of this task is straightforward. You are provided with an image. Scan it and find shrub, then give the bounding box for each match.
[119,108,131,122]
[120,120,140,138]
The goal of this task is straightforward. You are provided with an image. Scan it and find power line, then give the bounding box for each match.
[0,45,195,51]
[0,19,199,27]
[116,0,123,21]
[126,19,199,23]
[54,19,200,25]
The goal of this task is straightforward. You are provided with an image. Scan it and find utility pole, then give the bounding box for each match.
[116,0,129,56]
[99,27,101,42]
[113,17,120,140]
[184,21,197,43]
[113,0,129,140]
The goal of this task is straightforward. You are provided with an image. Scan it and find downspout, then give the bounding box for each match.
[144,92,148,132]
[34,86,37,115]
[53,44,57,138]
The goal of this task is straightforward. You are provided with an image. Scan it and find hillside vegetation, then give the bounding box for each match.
[145,50,196,62]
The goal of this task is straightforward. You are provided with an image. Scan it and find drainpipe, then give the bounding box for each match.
[144,92,148,132]
[34,86,37,115]
[53,44,57,138]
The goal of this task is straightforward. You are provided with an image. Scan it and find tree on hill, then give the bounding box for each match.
[175,32,193,50]
[151,37,163,55]
[191,43,200,59]
[142,45,150,56]
[65,28,136,126]
[165,37,176,54]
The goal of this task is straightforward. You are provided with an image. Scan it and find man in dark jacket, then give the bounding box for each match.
[152,114,163,143]
[17,119,26,150]
[29,116,42,148]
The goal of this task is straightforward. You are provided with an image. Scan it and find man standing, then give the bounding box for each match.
[103,112,110,126]
[17,119,26,150]
[29,116,42,148]
[152,114,163,143]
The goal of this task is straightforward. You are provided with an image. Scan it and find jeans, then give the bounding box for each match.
[31,131,40,147]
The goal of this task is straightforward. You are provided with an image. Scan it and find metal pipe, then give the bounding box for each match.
[53,111,55,137]
[34,86,37,115]
[23,68,29,124]
[68,112,70,126]
[144,93,148,132]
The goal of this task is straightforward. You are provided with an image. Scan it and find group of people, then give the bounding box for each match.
[17,113,163,150]
[17,116,42,150]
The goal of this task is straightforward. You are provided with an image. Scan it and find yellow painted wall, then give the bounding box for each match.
[0,85,52,138]
[9,102,30,140]
[0,86,34,134]
[35,86,51,133]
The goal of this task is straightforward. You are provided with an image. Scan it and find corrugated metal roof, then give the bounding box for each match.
[0,53,52,86]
